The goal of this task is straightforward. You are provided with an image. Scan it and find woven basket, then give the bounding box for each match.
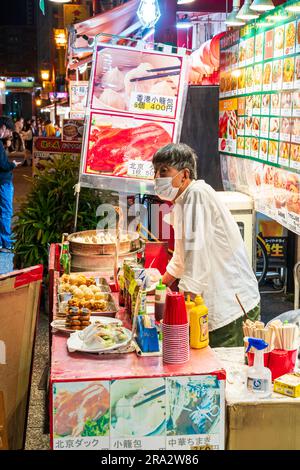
[68,230,140,256]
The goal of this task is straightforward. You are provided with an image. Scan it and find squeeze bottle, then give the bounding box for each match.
[185,295,195,321]
[246,337,272,398]
[189,295,209,349]
[154,278,167,322]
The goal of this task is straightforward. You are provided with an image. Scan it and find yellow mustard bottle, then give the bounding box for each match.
[185,294,195,321]
[189,295,209,349]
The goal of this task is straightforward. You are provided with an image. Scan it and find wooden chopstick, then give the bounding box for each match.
[133,389,165,408]
[146,65,181,73]
[130,70,180,82]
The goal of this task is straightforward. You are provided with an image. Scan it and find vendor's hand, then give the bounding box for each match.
[162,272,177,287]
[13,160,22,167]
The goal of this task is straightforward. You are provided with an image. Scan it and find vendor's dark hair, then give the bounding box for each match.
[0,116,14,130]
[153,143,197,180]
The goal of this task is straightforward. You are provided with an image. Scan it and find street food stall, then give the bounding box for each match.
[47,2,300,452]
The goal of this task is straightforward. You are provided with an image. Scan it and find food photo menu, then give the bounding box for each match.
[219,7,300,234]
[219,13,300,175]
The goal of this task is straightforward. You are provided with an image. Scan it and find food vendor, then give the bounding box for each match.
[153,143,260,347]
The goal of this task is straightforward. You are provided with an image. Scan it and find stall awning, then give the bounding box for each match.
[67,0,141,68]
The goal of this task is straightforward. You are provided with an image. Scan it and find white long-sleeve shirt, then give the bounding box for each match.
[166,180,260,332]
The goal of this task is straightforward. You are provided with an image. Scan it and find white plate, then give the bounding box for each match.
[51,316,121,334]
[145,268,161,293]
[67,326,132,353]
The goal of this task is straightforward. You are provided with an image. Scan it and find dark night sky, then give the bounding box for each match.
[0,0,31,26]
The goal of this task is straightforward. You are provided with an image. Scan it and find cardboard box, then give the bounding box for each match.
[213,347,300,450]
[274,373,300,398]
[0,266,43,449]
[226,400,300,450]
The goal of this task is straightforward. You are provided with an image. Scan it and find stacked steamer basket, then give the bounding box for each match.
[67,230,141,272]
[162,292,189,364]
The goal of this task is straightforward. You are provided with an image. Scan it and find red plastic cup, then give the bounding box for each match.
[268,349,298,381]
[163,292,188,325]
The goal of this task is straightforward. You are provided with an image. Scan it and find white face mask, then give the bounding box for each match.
[154,172,183,201]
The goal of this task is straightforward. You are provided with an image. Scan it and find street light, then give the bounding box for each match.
[36,99,42,107]
[225,0,246,27]
[250,0,275,11]
[54,29,67,48]
[41,70,50,81]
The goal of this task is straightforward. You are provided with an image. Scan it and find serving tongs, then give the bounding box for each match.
[113,206,123,290]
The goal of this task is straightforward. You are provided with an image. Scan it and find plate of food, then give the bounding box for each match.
[145,268,162,293]
[51,315,121,334]
[67,320,132,353]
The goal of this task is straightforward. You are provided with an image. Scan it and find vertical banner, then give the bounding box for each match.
[69,81,89,119]
[63,4,90,28]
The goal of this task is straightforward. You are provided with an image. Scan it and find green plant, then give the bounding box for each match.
[13,155,103,270]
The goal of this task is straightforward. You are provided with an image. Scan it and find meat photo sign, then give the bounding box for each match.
[79,43,188,191]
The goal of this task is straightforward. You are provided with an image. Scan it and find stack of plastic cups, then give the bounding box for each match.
[162,292,189,364]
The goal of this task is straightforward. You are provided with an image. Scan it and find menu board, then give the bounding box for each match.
[78,42,188,190]
[219,7,300,235]
[69,81,89,119]
[52,376,225,451]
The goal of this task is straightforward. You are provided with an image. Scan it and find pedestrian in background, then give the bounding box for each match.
[0,116,22,252]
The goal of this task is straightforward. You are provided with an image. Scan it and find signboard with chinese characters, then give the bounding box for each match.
[84,112,174,179]
[63,4,89,28]
[219,4,300,235]
[33,137,81,174]
[69,81,89,119]
[52,376,225,451]
[78,41,188,192]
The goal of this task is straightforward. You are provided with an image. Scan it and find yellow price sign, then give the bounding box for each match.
[128,279,137,296]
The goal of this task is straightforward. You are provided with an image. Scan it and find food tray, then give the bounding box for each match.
[58,293,118,318]
[51,316,121,335]
[68,229,140,255]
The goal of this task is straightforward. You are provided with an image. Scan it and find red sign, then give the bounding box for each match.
[34,137,81,154]
[265,30,274,60]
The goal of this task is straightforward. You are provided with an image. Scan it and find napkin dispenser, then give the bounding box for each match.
[136,315,159,353]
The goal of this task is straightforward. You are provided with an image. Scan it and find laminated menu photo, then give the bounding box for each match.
[284,21,296,56]
[282,57,295,90]
[255,32,264,63]
[290,143,300,171]
[278,142,291,168]
[274,25,284,58]
[271,93,281,116]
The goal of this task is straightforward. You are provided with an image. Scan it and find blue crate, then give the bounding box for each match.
[0,252,14,275]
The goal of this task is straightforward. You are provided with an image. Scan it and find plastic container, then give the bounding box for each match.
[154,278,166,322]
[268,349,298,381]
[162,322,189,364]
[246,337,272,398]
[185,295,195,321]
[247,352,270,368]
[189,295,209,349]
[163,292,188,325]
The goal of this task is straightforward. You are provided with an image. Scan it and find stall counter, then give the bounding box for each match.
[50,292,226,451]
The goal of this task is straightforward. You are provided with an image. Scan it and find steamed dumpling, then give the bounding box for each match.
[102,67,125,92]
[97,89,126,110]
[124,62,154,95]
[149,79,177,96]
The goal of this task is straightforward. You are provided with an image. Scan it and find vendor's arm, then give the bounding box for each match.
[162,271,177,287]
[0,143,16,171]
[179,190,212,294]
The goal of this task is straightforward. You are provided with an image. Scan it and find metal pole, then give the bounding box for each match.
[73,183,81,233]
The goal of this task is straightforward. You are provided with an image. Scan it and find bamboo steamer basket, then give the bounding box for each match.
[70,240,144,272]
[68,230,140,256]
